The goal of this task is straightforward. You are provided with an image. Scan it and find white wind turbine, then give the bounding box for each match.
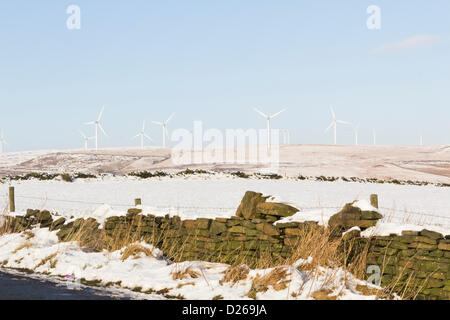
[325,106,351,145]
[152,113,174,148]
[254,108,286,150]
[79,130,94,150]
[353,124,360,146]
[84,106,107,151]
[0,130,7,153]
[133,121,153,149]
[282,129,291,145]
[373,129,377,145]
[419,134,424,146]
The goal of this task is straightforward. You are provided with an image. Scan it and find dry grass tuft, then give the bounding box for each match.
[12,242,33,254]
[176,282,196,289]
[311,289,338,300]
[172,266,201,280]
[355,284,381,296]
[121,244,154,261]
[23,231,35,240]
[220,264,250,286]
[35,253,58,269]
[247,267,291,299]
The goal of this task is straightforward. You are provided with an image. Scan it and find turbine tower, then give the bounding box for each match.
[254,107,286,150]
[84,106,107,151]
[0,130,7,153]
[152,113,174,148]
[133,121,153,149]
[79,131,94,150]
[373,129,377,145]
[325,106,350,145]
[282,129,291,145]
[420,134,424,146]
[354,124,360,146]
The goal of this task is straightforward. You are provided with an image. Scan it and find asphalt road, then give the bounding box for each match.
[0,271,129,300]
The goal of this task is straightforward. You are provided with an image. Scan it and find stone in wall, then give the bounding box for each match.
[235,191,299,220]
[328,201,382,232]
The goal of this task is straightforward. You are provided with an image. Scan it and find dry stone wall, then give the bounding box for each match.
[362,230,450,300]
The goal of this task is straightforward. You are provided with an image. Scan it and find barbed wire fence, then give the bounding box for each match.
[5,192,450,228]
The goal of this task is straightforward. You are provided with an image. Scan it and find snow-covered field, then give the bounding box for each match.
[1,174,449,233]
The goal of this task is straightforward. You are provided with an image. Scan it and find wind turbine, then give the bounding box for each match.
[353,124,360,146]
[282,129,291,145]
[152,113,174,148]
[79,131,94,150]
[133,121,153,149]
[0,130,7,153]
[84,106,107,151]
[419,134,424,146]
[324,106,351,145]
[373,129,377,145]
[254,108,286,150]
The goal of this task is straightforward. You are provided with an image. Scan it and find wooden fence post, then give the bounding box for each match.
[370,194,379,209]
[9,186,15,212]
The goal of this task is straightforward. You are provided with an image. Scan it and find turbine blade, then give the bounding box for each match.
[84,121,95,125]
[132,134,140,140]
[98,124,107,137]
[142,120,146,131]
[324,122,334,133]
[254,108,268,118]
[79,131,87,139]
[270,108,286,119]
[97,106,105,122]
[165,113,175,124]
[152,121,163,126]
[337,120,351,125]
[144,134,153,142]
[330,106,336,119]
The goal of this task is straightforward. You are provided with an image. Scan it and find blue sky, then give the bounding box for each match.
[0,1,449,151]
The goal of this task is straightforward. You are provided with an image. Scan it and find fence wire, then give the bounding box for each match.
[9,194,450,228]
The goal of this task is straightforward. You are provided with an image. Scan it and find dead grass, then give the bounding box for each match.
[176,282,196,289]
[220,264,250,286]
[35,253,58,269]
[171,266,201,280]
[12,242,33,254]
[22,231,35,240]
[355,284,381,296]
[121,244,154,261]
[311,289,339,300]
[247,267,291,299]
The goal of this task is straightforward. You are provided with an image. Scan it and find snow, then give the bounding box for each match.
[353,200,379,212]
[1,174,449,235]
[0,228,390,300]
[342,226,361,237]
[1,144,450,184]
[361,222,449,238]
